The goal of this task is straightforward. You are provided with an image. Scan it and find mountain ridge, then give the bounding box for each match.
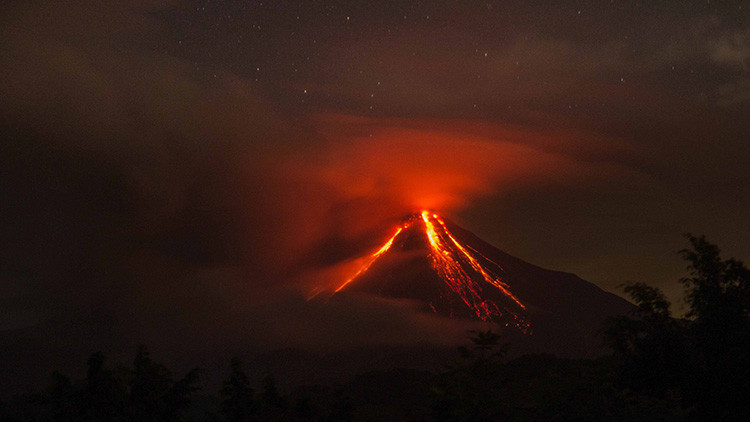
[333,211,634,356]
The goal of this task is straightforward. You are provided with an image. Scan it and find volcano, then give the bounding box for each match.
[325,211,634,355]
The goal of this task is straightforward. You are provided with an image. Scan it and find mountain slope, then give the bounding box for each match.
[333,211,634,356]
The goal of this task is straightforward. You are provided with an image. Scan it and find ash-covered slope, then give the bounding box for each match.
[334,212,634,356]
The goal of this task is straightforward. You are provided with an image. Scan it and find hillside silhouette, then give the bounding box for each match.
[2,235,748,421]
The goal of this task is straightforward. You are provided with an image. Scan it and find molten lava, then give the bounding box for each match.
[330,211,529,327]
[334,227,403,293]
[430,213,525,309]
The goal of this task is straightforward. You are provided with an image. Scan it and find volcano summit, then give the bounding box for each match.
[326,211,634,354]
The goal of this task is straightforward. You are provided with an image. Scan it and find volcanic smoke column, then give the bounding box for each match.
[331,211,528,325]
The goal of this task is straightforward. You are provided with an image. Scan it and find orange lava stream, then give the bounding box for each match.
[431,214,526,309]
[334,227,404,293]
[421,211,501,321]
[330,210,527,327]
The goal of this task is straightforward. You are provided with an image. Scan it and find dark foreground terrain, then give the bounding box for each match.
[2,235,748,421]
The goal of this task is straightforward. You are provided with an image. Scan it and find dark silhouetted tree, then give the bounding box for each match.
[220,358,257,422]
[45,371,76,421]
[259,373,287,419]
[127,345,200,422]
[679,234,750,419]
[1,348,198,421]
[604,235,750,420]
[328,388,354,422]
[431,329,511,421]
[463,329,509,361]
[602,281,689,396]
[80,351,126,421]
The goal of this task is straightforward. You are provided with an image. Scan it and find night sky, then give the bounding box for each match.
[1,0,749,388]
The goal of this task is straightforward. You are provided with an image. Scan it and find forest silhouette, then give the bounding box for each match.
[1,235,748,421]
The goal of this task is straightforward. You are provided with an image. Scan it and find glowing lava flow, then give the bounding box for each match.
[431,213,525,310]
[332,211,528,326]
[419,211,500,320]
[334,227,403,293]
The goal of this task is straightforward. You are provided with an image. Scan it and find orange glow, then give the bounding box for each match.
[420,211,496,320]
[269,114,616,282]
[334,227,403,292]
[431,214,525,309]
[331,210,528,328]
[301,114,585,215]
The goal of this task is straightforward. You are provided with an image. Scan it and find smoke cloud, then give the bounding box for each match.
[1,1,598,377]
[3,0,748,393]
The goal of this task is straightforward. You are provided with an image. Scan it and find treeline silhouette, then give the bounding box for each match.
[602,234,750,420]
[1,235,747,421]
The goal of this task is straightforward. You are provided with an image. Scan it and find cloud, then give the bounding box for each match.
[710,28,750,69]
[103,264,481,354]
[0,0,277,331]
[1,2,544,357]
[2,1,748,392]
[245,113,645,286]
[708,28,750,106]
